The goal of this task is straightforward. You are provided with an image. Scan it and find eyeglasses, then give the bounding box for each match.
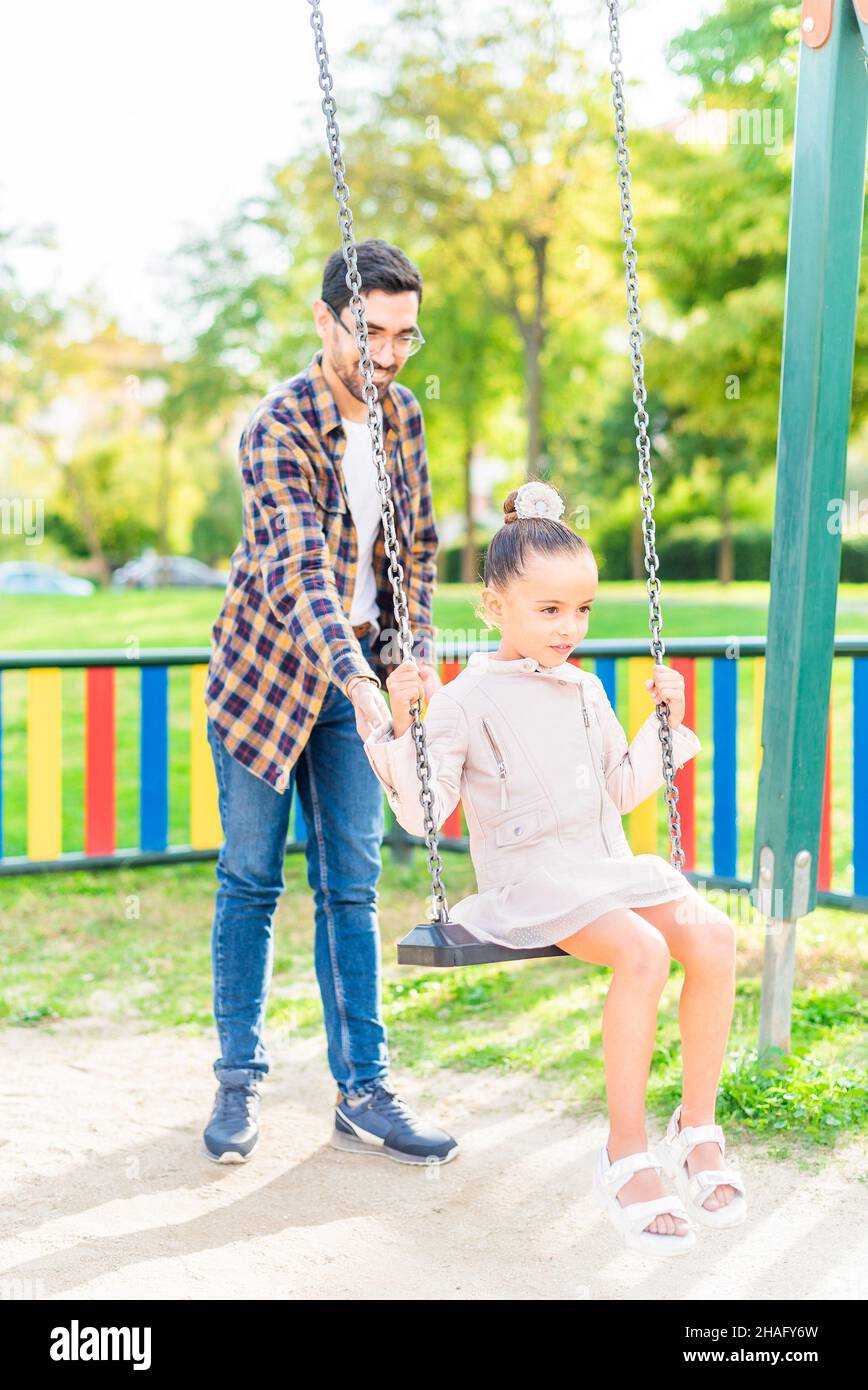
[325,301,425,358]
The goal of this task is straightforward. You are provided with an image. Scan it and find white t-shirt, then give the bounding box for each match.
[339,403,384,628]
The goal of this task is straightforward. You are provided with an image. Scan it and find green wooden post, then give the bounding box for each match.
[388,812,416,866]
[753,1,868,1052]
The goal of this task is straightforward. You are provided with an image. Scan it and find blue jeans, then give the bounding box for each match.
[206,631,388,1097]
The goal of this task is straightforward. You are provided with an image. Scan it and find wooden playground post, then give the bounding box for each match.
[753,0,868,1052]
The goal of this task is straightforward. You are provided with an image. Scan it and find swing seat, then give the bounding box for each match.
[397,921,568,967]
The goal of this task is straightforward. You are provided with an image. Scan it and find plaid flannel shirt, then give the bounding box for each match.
[205,348,439,792]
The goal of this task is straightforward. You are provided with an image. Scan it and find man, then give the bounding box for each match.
[203,238,458,1165]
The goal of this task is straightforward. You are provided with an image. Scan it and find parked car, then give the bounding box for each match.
[0,561,95,595]
[111,552,230,589]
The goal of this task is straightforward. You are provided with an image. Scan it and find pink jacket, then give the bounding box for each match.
[362,650,702,943]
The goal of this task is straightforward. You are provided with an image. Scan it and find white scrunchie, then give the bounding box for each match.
[514,480,566,521]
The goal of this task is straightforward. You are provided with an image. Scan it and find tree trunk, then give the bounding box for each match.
[526,344,543,479]
[64,465,111,587]
[461,433,476,584]
[527,236,547,477]
[156,426,173,555]
[631,513,644,581]
[31,431,112,587]
[506,235,548,480]
[719,479,733,584]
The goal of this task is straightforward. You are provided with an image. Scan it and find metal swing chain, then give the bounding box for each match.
[606,0,684,872]
[308,0,451,925]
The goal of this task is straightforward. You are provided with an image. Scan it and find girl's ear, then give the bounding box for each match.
[478,585,502,631]
[476,602,497,632]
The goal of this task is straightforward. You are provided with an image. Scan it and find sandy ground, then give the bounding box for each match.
[0,1017,865,1302]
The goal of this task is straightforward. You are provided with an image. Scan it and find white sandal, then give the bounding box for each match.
[654,1103,747,1229]
[591,1143,696,1256]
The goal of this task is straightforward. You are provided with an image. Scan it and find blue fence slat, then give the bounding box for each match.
[292,787,307,843]
[595,657,617,710]
[713,656,738,878]
[140,666,168,852]
[854,657,868,896]
[0,671,3,860]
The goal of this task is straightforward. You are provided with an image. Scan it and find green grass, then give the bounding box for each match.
[0,588,227,652]
[1,579,867,652]
[0,848,865,1146]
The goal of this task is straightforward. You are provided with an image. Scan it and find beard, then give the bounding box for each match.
[332,348,394,403]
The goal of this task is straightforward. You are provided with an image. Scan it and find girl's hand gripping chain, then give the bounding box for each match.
[644,663,686,730]
[385,658,441,738]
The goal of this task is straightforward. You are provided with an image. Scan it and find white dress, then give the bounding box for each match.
[364,651,701,950]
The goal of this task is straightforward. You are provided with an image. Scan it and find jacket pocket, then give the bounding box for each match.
[590,706,606,771]
[580,686,605,771]
[579,684,617,856]
[481,717,509,809]
[492,804,544,848]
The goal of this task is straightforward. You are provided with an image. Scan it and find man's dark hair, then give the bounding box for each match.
[322,238,423,314]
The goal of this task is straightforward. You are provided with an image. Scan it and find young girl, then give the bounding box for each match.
[363,480,746,1256]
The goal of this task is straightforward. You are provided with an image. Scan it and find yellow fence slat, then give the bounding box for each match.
[627,656,658,855]
[189,665,223,849]
[27,667,63,860]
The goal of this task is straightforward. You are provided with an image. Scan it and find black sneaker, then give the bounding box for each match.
[203,1068,264,1163]
[332,1082,459,1165]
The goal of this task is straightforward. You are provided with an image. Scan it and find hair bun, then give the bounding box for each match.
[504,480,566,523]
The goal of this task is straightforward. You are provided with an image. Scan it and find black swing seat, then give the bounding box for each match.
[397,920,568,967]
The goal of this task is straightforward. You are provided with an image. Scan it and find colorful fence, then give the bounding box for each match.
[0,639,866,910]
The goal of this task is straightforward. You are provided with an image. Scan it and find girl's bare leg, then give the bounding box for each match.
[555,906,689,1237]
[633,887,738,1212]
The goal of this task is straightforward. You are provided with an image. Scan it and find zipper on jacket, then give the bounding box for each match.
[579,685,615,856]
[481,718,509,809]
